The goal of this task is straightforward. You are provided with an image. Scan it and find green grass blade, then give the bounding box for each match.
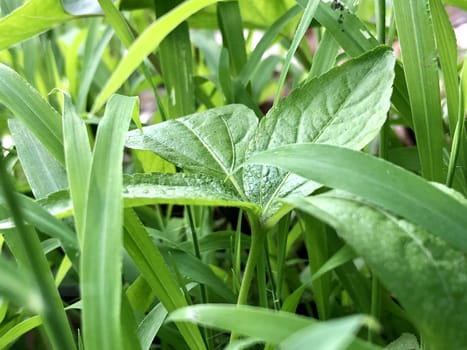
[245,143,467,254]
[237,5,301,86]
[137,303,168,350]
[81,95,138,350]
[76,20,114,113]
[8,119,68,199]
[393,0,445,181]
[0,257,38,311]
[0,153,76,350]
[429,0,459,133]
[92,0,228,112]
[0,193,79,268]
[274,0,320,105]
[0,0,71,50]
[155,0,195,118]
[217,1,247,77]
[279,315,374,350]
[308,30,339,80]
[62,93,91,244]
[123,209,207,350]
[0,63,64,164]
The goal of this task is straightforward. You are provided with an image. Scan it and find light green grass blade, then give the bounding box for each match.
[393,0,445,181]
[0,63,64,164]
[62,93,91,244]
[237,5,301,86]
[137,303,168,350]
[442,0,467,9]
[155,0,195,118]
[0,193,79,268]
[279,315,374,350]
[217,1,247,77]
[123,209,207,350]
[245,143,467,254]
[81,95,138,350]
[0,257,38,312]
[169,304,379,349]
[429,0,459,134]
[0,0,71,50]
[0,154,76,350]
[8,119,67,199]
[274,0,320,105]
[92,0,228,112]
[76,20,114,113]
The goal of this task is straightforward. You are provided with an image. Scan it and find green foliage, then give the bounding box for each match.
[0,0,466,349]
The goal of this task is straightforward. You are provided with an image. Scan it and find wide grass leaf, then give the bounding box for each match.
[169,304,379,349]
[126,104,258,200]
[288,192,467,349]
[80,95,138,350]
[0,63,64,164]
[244,47,394,220]
[8,120,67,199]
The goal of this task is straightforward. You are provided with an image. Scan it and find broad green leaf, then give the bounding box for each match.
[245,143,467,254]
[244,47,395,221]
[279,315,374,350]
[92,0,230,112]
[305,0,412,124]
[385,333,420,350]
[393,0,445,181]
[288,192,467,349]
[8,120,67,199]
[126,104,258,201]
[0,63,64,164]
[123,173,260,213]
[81,95,138,350]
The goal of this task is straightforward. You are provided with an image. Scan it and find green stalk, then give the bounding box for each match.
[0,150,76,350]
[372,0,386,341]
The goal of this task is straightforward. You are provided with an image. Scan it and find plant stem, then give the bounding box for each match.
[231,213,266,341]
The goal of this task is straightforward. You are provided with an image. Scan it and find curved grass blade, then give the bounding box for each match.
[81,95,138,350]
[0,0,71,50]
[92,0,229,112]
[0,150,76,350]
[8,120,67,199]
[0,63,64,164]
[245,143,467,254]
